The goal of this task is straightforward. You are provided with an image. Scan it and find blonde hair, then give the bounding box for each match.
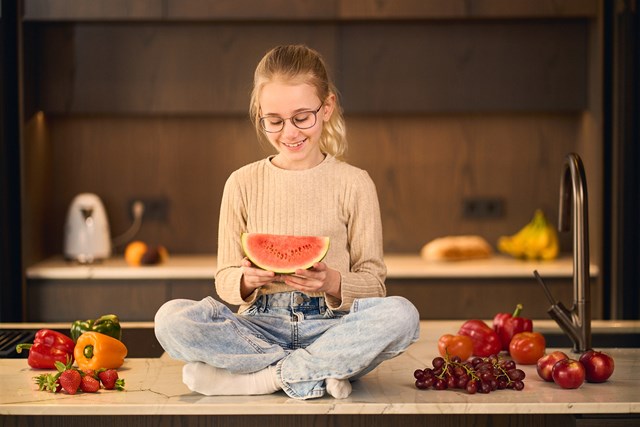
[249,45,347,160]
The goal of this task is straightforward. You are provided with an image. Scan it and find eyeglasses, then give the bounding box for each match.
[259,103,323,133]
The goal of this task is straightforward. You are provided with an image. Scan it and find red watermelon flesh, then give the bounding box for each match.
[241,233,330,274]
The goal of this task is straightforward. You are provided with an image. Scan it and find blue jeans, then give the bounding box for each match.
[154,291,420,399]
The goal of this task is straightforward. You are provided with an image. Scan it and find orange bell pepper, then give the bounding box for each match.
[74,331,127,371]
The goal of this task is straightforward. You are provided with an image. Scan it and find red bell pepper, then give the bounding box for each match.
[493,304,533,351]
[458,319,502,357]
[15,329,75,369]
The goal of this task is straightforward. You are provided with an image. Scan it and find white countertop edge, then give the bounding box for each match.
[25,255,599,281]
[2,401,638,416]
[25,269,216,280]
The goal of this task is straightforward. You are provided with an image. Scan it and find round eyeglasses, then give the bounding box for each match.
[259,103,323,133]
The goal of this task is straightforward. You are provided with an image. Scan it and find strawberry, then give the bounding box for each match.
[97,368,125,391]
[33,358,80,394]
[59,369,81,395]
[33,373,62,393]
[80,375,100,393]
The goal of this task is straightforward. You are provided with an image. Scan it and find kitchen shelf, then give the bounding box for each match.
[26,254,599,281]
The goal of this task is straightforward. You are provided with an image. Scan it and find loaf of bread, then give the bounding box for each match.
[420,235,493,261]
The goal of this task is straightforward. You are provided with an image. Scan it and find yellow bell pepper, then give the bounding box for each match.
[74,331,128,371]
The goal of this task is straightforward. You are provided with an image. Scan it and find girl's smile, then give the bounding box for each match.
[280,137,307,150]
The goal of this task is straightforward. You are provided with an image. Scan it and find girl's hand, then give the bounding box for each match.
[240,258,277,299]
[282,262,341,299]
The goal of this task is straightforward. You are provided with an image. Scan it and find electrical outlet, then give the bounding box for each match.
[462,198,505,219]
[129,197,169,221]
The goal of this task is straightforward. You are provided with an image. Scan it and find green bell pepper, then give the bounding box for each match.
[70,314,122,342]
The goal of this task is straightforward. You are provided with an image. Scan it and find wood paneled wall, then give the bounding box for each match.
[348,114,580,252]
[21,13,600,260]
[26,112,582,256]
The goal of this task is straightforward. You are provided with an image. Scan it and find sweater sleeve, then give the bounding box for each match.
[325,170,387,311]
[214,172,257,306]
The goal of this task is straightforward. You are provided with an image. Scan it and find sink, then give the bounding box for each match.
[0,327,164,359]
[542,331,640,349]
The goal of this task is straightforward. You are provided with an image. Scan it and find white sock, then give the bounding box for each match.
[325,378,352,399]
[182,362,282,396]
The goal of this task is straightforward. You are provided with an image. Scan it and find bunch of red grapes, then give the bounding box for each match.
[413,354,526,394]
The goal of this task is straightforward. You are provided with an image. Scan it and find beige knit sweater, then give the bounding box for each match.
[215,154,387,313]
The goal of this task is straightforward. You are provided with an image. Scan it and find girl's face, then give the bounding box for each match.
[259,80,334,170]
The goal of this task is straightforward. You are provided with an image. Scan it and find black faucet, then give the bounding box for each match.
[535,152,591,353]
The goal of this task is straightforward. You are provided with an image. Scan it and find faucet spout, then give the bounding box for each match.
[536,153,591,353]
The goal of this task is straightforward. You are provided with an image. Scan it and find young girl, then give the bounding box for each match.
[154,45,420,400]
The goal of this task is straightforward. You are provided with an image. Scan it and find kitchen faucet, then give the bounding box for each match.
[535,152,591,353]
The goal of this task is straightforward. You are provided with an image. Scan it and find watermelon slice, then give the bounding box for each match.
[241,233,330,274]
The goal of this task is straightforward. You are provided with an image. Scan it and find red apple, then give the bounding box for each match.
[579,350,615,383]
[536,351,569,382]
[551,358,586,389]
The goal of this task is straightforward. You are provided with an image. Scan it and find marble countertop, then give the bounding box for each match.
[1,320,637,416]
[26,254,599,280]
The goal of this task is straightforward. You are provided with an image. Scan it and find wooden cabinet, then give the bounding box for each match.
[387,277,601,320]
[26,278,237,322]
[28,21,588,114]
[25,255,601,322]
[26,276,601,322]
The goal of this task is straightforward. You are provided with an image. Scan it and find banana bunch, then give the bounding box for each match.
[497,209,559,260]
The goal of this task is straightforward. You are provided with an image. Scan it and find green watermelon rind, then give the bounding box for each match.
[241,233,330,274]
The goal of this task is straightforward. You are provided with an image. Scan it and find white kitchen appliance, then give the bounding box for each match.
[63,193,112,263]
